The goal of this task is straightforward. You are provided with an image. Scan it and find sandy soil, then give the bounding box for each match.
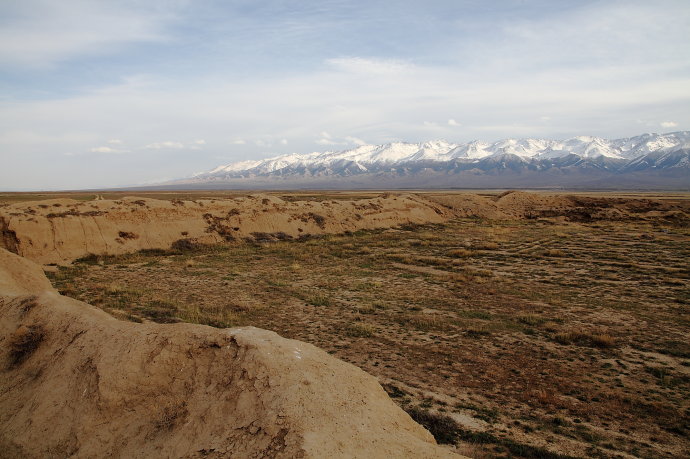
[0,248,460,458]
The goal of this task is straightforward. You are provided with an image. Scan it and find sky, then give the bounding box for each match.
[1,0,689,190]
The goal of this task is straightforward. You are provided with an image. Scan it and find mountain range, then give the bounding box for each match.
[169,132,690,189]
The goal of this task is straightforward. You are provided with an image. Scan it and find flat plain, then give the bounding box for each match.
[7,191,688,458]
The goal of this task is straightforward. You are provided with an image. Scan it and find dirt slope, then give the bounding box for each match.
[427,191,690,222]
[0,248,460,458]
[3,192,686,265]
[0,194,448,264]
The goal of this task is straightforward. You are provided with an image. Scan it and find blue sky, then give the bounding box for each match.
[1,0,689,190]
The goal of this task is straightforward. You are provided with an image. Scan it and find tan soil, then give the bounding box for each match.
[2,192,687,266]
[0,248,461,458]
[0,194,449,265]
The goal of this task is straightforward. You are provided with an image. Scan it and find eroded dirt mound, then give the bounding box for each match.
[0,248,459,458]
[427,191,690,223]
[0,194,449,264]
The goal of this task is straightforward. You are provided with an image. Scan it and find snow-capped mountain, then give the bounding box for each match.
[174,132,690,189]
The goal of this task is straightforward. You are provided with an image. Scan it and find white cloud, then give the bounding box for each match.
[193,139,206,145]
[447,119,461,127]
[660,121,678,128]
[315,134,367,147]
[280,139,288,145]
[90,146,119,154]
[315,131,340,145]
[146,141,184,149]
[255,140,271,147]
[326,57,412,75]
[107,139,123,144]
[231,139,246,145]
[0,1,172,68]
[345,136,366,146]
[315,138,338,146]
[423,121,440,128]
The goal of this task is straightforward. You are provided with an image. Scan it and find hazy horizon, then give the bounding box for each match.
[2,0,689,190]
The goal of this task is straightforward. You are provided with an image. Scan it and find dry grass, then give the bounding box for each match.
[344,323,375,338]
[46,211,690,459]
[553,330,616,348]
[448,248,473,258]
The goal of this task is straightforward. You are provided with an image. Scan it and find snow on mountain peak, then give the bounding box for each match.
[196,132,688,179]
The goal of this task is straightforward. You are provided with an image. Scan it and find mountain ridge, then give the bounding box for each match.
[170,132,690,189]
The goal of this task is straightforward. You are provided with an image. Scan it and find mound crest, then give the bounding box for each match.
[0,194,449,264]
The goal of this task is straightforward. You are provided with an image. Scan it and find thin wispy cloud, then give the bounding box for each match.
[146,141,185,150]
[326,57,413,75]
[90,146,121,154]
[0,0,172,68]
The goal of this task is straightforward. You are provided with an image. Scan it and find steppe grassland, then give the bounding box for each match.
[48,213,689,458]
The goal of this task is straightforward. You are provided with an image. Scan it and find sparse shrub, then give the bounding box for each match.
[118,231,138,240]
[517,314,546,326]
[382,383,406,398]
[589,333,616,348]
[356,304,376,315]
[543,248,566,257]
[250,232,273,242]
[75,253,102,265]
[554,331,581,345]
[465,325,491,338]
[345,323,374,338]
[308,212,327,229]
[139,248,170,256]
[554,330,616,348]
[404,406,459,444]
[7,324,45,367]
[274,231,293,241]
[403,315,444,331]
[171,238,202,252]
[460,310,492,320]
[461,267,493,278]
[448,248,472,257]
[307,294,331,307]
